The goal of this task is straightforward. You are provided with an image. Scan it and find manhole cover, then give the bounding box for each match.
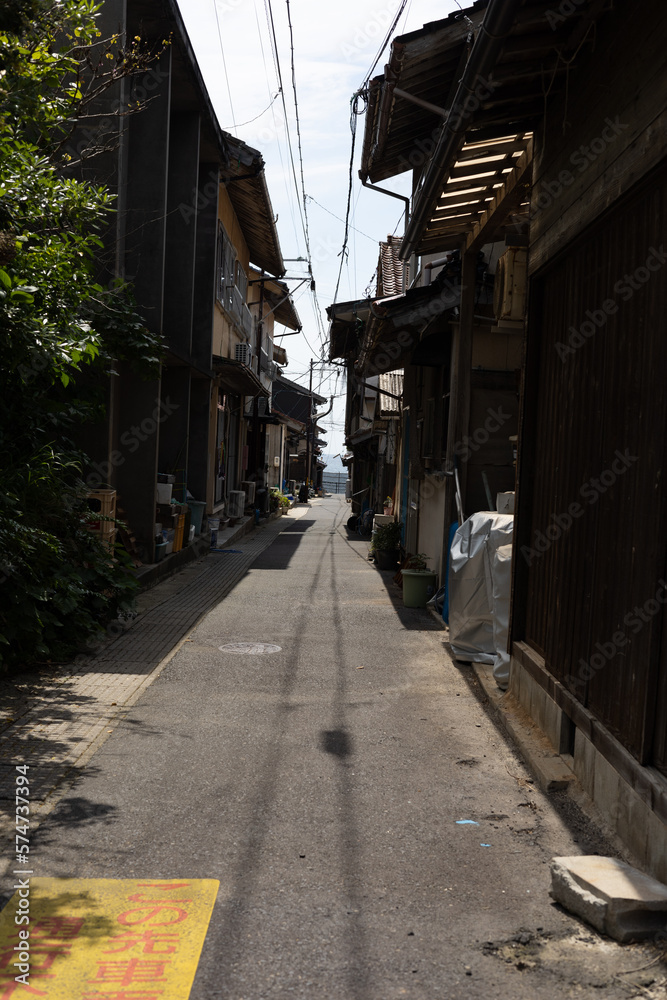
[218,642,282,655]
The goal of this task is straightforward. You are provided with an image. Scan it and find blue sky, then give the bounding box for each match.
[176,0,461,457]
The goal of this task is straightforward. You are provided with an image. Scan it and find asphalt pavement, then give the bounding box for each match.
[2,496,663,999]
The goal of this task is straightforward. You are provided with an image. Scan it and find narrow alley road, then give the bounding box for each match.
[1,498,662,999]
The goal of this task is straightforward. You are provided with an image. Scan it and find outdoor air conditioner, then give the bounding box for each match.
[228,490,246,519]
[493,247,527,322]
[235,342,252,366]
[241,481,256,505]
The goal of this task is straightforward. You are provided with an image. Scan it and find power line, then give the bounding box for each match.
[306,194,377,242]
[264,1,309,266]
[332,92,363,308]
[254,1,301,252]
[360,0,409,89]
[332,0,411,311]
[263,0,328,361]
[221,90,281,130]
[213,0,237,134]
[285,0,312,269]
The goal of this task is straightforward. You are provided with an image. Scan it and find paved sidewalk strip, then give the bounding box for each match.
[0,508,309,819]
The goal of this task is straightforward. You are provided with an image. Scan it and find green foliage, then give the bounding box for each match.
[406,552,430,571]
[0,1,165,671]
[371,520,402,552]
[270,489,290,512]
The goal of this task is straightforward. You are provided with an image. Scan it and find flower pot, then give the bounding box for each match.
[375,549,399,571]
[402,569,437,608]
[383,506,393,516]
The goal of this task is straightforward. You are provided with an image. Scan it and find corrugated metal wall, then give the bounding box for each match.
[519,164,667,771]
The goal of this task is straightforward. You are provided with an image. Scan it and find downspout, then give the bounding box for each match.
[400,0,523,260]
[360,177,410,242]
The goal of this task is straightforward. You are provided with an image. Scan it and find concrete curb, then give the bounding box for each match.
[469,660,576,793]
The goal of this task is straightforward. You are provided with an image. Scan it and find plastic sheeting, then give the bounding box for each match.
[448,512,513,687]
[490,543,513,689]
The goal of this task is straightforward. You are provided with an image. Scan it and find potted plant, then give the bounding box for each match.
[383,496,394,516]
[402,553,437,607]
[371,520,402,570]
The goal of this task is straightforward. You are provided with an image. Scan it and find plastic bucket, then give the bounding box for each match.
[402,570,437,608]
[154,541,167,563]
[188,500,206,535]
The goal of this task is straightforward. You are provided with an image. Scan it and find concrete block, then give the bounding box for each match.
[542,693,562,753]
[573,729,596,799]
[646,809,667,885]
[593,751,621,830]
[509,655,522,703]
[498,698,575,792]
[517,664,533,715]
[616,781,649,867]
[530,680,548,736]
[550,855,667,942]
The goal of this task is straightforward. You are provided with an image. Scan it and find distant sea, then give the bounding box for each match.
[321,453,346,474]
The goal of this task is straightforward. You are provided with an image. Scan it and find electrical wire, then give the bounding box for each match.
[263,0,329,362]
[285,0,313,270]
[213,0,237,134]
[331,0,413,313]
[305,194,376,242]
[360,0,409,90]
[265,1,309,265]
[221,90,281,130]
[255,0,301,257]
[332,92,363,309]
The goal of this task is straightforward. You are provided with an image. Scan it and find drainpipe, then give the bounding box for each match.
[361,178,411,291]
[360,176,410,241]
[400,0,523,261]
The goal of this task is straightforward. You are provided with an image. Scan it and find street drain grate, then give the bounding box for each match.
[218,642,282,655]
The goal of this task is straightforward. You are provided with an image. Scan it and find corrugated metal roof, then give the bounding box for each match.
[378,371,404,414]
[378,236,405,297]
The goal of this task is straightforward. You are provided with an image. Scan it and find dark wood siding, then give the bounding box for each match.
[516,163,667,771]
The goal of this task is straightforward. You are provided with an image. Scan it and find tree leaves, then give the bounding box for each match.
[0,0,165,671]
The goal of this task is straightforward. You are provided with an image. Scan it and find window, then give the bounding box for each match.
[216,223,235,305]
[234,259,248,300]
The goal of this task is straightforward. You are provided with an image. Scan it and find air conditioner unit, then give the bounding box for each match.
[241,481,256,505]
[227,490,246,519]
[235,342,252,366]
[493,247,527,322]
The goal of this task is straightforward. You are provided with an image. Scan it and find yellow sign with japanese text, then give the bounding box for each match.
[0,877,219,999]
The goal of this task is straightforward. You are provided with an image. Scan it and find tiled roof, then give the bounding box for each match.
[377,236,405,297]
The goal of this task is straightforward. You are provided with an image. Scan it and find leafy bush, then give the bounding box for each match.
[0,1,165,670]
[371,520,402,552]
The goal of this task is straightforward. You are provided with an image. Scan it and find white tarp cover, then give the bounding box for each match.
[490,543,513,689]
[448,512,514,684]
